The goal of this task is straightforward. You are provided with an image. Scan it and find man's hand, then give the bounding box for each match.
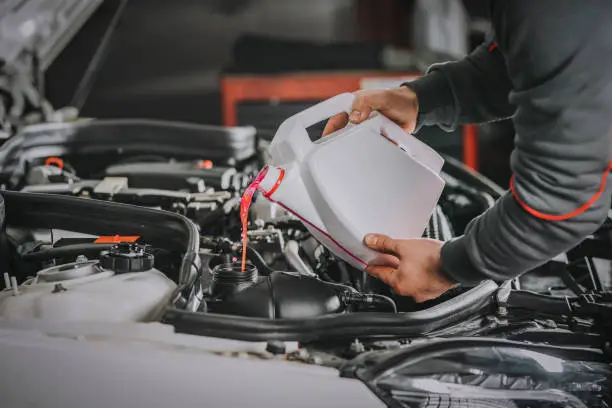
[364,234,458,303]
[322,87,419,136]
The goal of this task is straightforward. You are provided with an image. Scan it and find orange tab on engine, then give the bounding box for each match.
[196,159,213,169]
[94,235,140,244]
[45,157,64,169]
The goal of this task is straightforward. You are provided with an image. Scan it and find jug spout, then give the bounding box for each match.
[256,164,327,239]
[256,164,373,271]
[257,165,285,198]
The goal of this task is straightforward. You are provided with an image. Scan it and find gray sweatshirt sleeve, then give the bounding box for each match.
[404,34,515,133]
[410,0,612,284]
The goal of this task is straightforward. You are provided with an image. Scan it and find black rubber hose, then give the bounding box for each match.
[1,191,200,286]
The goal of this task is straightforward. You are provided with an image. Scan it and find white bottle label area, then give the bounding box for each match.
[261,93,445,270]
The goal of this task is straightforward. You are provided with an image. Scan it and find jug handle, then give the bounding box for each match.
[276,93,355,140]
[378,115,445,174]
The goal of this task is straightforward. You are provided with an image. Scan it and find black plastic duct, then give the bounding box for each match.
[0,190,200,286]
[163,280,498,342]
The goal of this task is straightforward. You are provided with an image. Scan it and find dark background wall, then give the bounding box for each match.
[47,0,494,124]
[47,0,360,124]
[45,0,512,187]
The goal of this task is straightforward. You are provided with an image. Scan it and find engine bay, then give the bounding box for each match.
[0,120,503,322]
[1,3,611,405]
[0,119,610,407]
[0,120,609,335]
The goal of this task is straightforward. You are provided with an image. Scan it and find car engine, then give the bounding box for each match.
[0,2,610,405]
[0,120,610,319]
[0,119,610,407]
[0,119,502,321]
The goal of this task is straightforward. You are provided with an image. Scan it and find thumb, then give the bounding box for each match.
[364,234,399,255]
[351,92,388,122]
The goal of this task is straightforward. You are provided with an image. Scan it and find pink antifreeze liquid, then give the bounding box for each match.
[239,167,270,271]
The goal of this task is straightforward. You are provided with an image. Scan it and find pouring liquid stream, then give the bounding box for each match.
[239,168,269,271]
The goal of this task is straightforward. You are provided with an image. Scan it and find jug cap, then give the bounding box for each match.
[257,165,285,198]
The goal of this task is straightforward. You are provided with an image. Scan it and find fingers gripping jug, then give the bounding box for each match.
[256,93,445,270]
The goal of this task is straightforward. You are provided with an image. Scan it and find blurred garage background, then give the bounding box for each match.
[4,0,514,187]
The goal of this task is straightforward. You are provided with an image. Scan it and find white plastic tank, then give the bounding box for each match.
[256,93,445,270]
[0,259,177,322]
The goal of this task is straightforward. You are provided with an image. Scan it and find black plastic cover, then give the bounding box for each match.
[104,162,237,190]
[99,242,155,273]
[0,119,256,188]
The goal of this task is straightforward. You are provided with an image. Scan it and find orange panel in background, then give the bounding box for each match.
[221,71,478,171]
[462,124,479,171]
[221,71,419,126]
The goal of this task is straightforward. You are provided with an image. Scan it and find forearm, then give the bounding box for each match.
[438,0,612,283]
[441,185,611,284]
[443,114,612,283]
[439,60,612,283]
[404,39,515,132]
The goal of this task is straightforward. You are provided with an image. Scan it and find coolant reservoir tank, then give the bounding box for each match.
[258,93,446,270]
[0,247,176,322]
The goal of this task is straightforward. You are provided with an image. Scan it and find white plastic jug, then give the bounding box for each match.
[256,93,446,270]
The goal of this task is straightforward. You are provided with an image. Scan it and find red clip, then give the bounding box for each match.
[196,160,213,169]
[45,157,64,170]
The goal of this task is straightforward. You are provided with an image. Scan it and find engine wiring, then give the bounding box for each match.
[2,139,609,357]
